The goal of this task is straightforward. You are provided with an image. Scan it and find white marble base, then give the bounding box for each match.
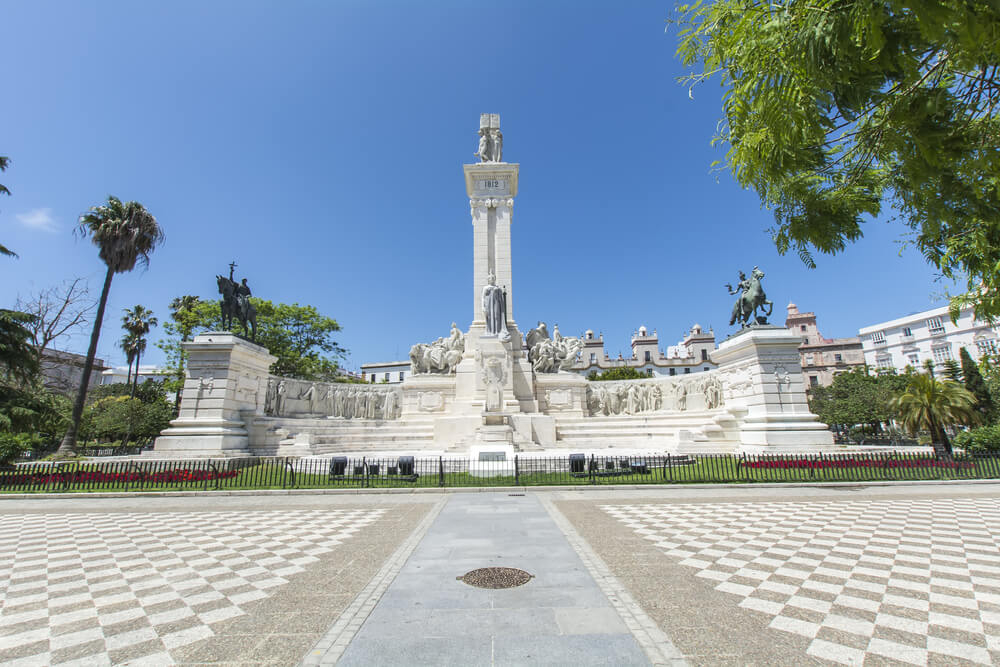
[467,443,517,477]
[154,333,277,458]
[713,326,835,450]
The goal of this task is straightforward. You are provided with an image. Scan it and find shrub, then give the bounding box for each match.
[587,367,648,382]
[0,432,46,466]
[83,395,173,444]
[953,424,1000,453]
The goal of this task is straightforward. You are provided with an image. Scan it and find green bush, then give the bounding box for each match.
[587,367,648,382]
[83,395,173,444]
[0,432,45,466]
[953,424,1000,453]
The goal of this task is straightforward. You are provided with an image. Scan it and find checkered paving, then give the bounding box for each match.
[603,499,1000,666]
[0,508,385,666]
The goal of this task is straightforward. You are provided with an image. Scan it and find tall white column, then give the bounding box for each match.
[464,164,519,328]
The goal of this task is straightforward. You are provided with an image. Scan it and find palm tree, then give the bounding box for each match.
[120,332,140,387]
[56,197,164,457]
[890,373,980,455]
[1,155,15,258]
[121,305,157,396]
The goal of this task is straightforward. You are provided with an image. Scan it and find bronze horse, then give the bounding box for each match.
[730,266,773,328]
[216,275,258,341]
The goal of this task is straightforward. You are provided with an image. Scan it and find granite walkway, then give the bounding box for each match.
[306,493,684,666]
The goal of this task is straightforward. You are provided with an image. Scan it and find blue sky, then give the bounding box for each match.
[1,1,953,371]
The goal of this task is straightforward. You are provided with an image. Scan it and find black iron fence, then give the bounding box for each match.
[2,451,998,493]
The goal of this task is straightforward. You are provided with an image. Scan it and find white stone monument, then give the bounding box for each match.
[713,326,834,450]
[154,332,276,457]
[155,114,834,457]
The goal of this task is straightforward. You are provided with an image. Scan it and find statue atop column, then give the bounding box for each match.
[474,113,503,163]
[726,266,774,328]
[482,272,510,342]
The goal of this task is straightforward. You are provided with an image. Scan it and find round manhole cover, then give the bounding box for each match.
[457,567,533,589]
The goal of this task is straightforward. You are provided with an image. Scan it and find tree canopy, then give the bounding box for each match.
[158,298,346,382]
[587,367,650,381]
[0,155,14,258]
[890,372,979,452]
[673,1,1000,320]
[807,366,908,433]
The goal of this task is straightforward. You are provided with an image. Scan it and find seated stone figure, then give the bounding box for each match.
[526,322,583,373]
[409,324,465,374]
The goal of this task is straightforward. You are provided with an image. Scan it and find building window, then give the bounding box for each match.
[805,353,814,366]
[975,335,998,357]
[834,353,842,362]
[932,345,953,363]
[800,325,807,331]
[927,317,945,335]
[902,327,913,337]
[399,371,405,381]
[876,356,893,369]
[871,331,886,345]
[590,353,597,364]
[907,353,919,366]
[684,368,690,374]
[809,376,818,387]
[704,367,710,372]
[701,349,708,361]
[647,368,653,377]
[644,351,651,362]
[669,368,676,376]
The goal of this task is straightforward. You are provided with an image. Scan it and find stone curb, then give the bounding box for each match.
[1,478,998,500]
[299,496,447,666]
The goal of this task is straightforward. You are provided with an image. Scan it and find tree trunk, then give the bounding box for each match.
[928,414,952,457]
[126,357,133,388]
[57,266,114,457]
[130,347,141,399]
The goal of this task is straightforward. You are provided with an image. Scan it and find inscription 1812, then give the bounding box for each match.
[476,178,509,193]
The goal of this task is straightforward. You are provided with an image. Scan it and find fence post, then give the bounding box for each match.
[589,455,595,485]
[363,457,368,488]
[667,454,674,483]
[514,455,519,485]
[438,456,444,487]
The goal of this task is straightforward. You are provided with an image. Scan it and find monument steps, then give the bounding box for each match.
[247,416,436,456]
[552,412,740,450]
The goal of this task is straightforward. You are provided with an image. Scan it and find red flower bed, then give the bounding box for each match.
[743,457,974,471]
[0,468,241,488]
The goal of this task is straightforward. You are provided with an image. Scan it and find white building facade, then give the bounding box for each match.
[360,361,410,384]
[859,305,1000,371]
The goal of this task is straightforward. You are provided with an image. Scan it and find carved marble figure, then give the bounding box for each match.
[475,129,491,162]
[491,128,503,162]
[410,326,465,374]
[482,273,510,341]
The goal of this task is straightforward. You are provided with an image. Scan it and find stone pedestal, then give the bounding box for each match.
[534,372,589,418]
[712,326,834,451]
[154,332,277,457]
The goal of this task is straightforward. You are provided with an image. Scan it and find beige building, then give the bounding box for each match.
[785,303,865,389]
[570,324,718,377]
[39,348,109,395]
